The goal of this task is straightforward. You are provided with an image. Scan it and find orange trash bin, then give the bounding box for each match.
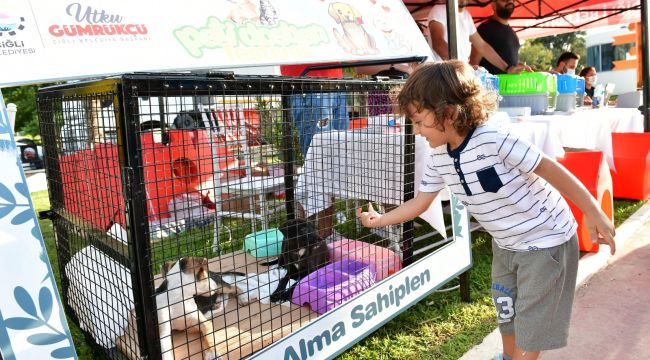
[610,132,650,200]
[557,150,614,252]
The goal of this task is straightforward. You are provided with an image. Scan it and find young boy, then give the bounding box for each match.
[357,61,616,360]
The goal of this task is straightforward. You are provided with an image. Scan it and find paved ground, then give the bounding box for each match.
[25,169,47,192]
[542,219,650,359]
[461,202,650,360]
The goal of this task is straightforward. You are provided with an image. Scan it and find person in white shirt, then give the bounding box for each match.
[427,2,524,74]
[358,61,616,360]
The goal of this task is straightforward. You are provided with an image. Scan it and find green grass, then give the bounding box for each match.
[614,199,647,227]
[31,191,101,360]
[32,190,646,360]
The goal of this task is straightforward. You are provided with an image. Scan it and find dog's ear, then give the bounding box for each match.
[187,257,210,280]
[350,6,363,25]
[196,267,209,281]
[160,260,177,277]
[328,3,342,23]
[197,257,209,280]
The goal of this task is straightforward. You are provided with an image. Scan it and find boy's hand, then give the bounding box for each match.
[356,202,382,228]
[586,211,616,255]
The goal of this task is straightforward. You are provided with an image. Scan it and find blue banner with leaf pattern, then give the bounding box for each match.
[0,90,77,359]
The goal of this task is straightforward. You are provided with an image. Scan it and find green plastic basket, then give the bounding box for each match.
[497,72,557,95]
[244,228,284,258]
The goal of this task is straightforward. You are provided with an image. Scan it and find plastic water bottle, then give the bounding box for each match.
[593,84,605,108]
[475,67,488,88]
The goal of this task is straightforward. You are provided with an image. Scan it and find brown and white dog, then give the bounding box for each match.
[329,2,378,55]
[155,257,251,360]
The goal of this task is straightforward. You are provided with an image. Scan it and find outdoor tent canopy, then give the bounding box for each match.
[405,0,641,39]
[403,0,649,130]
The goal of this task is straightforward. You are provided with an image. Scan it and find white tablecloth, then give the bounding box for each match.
[295,128,447,237]
[518,108,643,169]
[591,107,644,133]
[513,108,632,169]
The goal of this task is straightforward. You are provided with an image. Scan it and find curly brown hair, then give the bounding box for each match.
[397,60,498,135]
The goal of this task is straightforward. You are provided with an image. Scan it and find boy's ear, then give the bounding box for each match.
[443,104,459,124]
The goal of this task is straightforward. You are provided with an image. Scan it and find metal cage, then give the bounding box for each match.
[37,73,421,359]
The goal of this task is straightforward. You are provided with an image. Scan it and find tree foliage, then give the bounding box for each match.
[521,31,587,71]
[519,42,554,72]
[2,85,40,137]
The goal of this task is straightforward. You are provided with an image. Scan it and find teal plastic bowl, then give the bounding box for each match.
[244,228,284,258]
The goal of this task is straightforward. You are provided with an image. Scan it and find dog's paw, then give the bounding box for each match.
[269,292,282,303]
[204,350,221,360]
[270,291,290,304]
[205,309,223,319]
[238,294,257,306]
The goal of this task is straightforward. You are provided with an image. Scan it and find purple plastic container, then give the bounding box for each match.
[291,259,376,314]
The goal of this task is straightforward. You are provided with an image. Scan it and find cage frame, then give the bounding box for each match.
[37,72,417,359]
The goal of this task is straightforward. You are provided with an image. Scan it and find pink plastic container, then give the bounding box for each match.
[328,239,401,280]
[291,259,376,314]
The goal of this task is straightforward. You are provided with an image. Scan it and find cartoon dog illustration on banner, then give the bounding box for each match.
[328,2,378,55]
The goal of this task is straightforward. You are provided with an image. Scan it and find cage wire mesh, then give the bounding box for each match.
[35,73,447,360]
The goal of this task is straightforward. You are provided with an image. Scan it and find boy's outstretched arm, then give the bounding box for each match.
[534,156,616,255]
[356,191,438,228]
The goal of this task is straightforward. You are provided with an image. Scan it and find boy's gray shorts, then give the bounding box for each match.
[491,235,579,351]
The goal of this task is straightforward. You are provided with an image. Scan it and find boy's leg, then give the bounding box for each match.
[511,346,539,360]
[498,336,543,359]
[501,334,515,358]
[511,235,579,353]
[491,242,518,359]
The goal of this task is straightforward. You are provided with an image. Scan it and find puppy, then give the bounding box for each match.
[194,269,250,315]
[265,219,329,303]
[154,257,250,360]
[329,2,378,55]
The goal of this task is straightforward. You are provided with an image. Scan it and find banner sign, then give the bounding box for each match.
[0,91,77,360]
[0,0,432,87]
[252,194,471,360]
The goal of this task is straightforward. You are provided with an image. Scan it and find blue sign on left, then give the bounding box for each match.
[0,90,77,359]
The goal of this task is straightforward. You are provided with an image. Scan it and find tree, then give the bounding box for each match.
[519,42,554,72]
[2,85,40,137]
[528,31,587,70]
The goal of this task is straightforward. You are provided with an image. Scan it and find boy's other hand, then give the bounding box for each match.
[356,202,382,228]
[586,211,616,255]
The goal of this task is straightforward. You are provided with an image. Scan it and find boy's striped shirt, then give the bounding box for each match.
[420,124,577,251]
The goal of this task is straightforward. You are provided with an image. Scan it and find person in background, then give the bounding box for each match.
[579,66,597,105]
[281,63,349,239]
[470,0,529,74]
[280,63,349,156]
[427,1,524,74]
[550,52,580,75]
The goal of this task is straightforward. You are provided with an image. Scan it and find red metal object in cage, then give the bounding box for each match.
[59,127,251,227]
[140,129,215,221]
